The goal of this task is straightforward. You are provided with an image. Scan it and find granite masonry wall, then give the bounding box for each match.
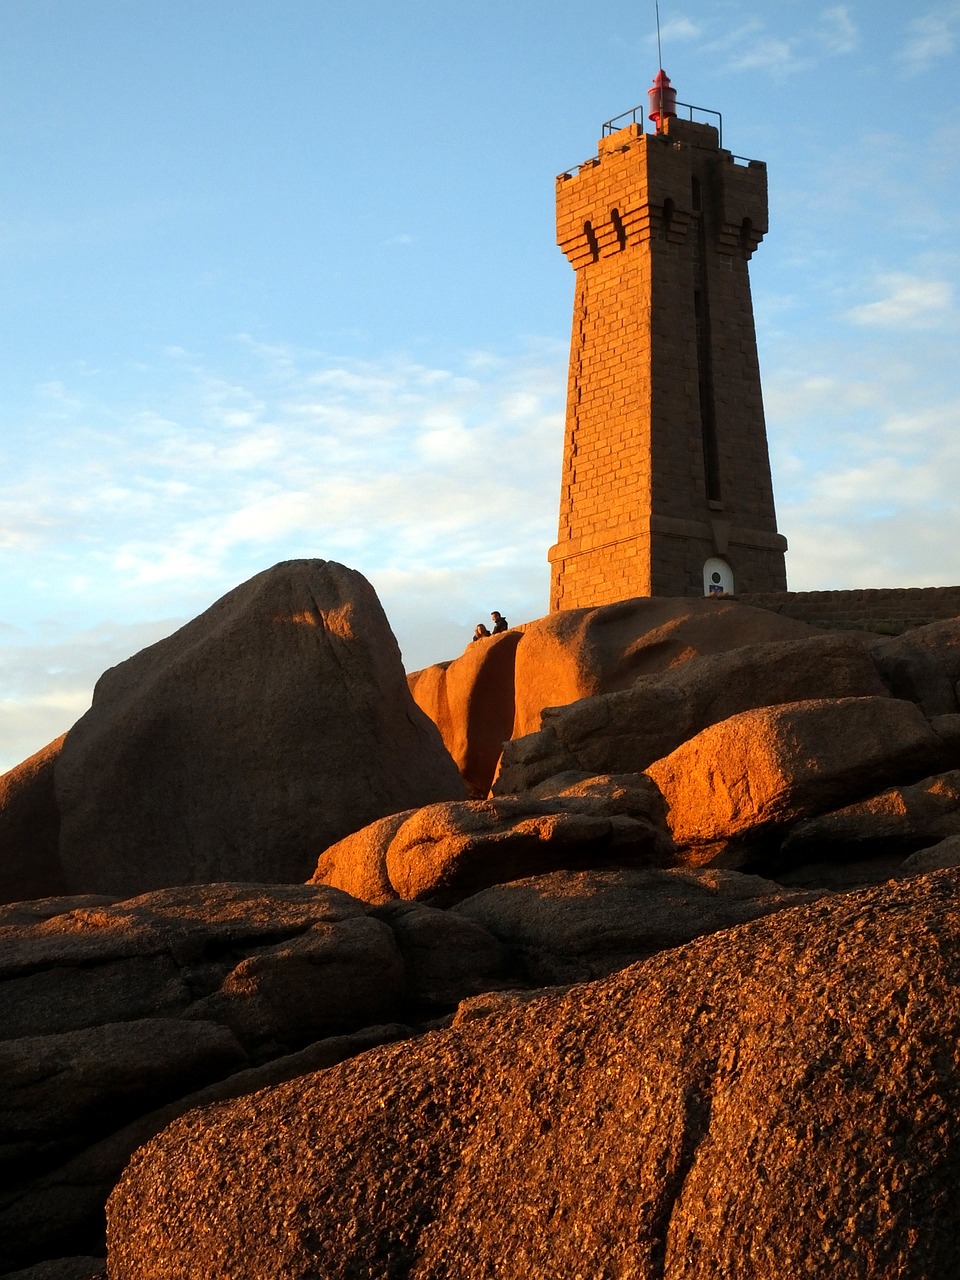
[738,586,960,635]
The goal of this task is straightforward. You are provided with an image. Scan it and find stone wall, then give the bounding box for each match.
[738,586,960,635]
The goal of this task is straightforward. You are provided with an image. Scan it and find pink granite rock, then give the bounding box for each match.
[55,560,466,896]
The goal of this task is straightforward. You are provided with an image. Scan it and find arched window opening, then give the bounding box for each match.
[584,220,599,262]
[703,558,734,597]
[740,217,754,258]
[611,207,627,251]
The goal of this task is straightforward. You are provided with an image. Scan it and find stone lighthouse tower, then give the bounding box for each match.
[548,72,787,610]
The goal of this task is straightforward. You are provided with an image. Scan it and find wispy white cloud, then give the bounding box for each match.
[0,339,566,769]
[817,6,858,55]
[763,373,881,421]
[727,34,799,74]
[705,19,801,75]
[844,273,955,329]
[898,4,960,76]
[645,15,703,46]
[768,326,960,591]
[705,5,861,77]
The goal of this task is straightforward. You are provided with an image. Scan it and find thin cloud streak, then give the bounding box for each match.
[898,4,960,76]
[818,6,859,56]
[0,340,567,767]
[844,274,955,329]
[5,312,960,773]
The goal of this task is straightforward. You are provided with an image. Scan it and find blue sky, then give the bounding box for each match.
[1,0,959,770]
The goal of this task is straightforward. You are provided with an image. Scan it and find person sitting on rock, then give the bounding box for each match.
[490,611,508,634]
[473,623,491,641]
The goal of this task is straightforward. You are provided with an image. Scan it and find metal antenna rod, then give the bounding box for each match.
[655,1,665,127]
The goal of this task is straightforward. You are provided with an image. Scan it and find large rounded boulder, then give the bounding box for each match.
[107,869,960,1278]
[408,629,521,798]
[495,633,889,794]
[311,776,675,905]
[511,596,826,738]
[55,561,466,896]
[647,696,945,865]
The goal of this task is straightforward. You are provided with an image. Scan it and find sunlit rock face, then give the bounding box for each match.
[647,696,946,866]
[54,560,466,896]
[0,734,66,904]
[508,596,825,740]
[408,628,521,799]
[494,632,890,795]
[106,870,960,1280]
[310,808,418,904]
[408,597,823,798]
[311,778,675,907]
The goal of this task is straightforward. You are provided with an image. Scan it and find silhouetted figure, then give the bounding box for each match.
[490,611,508,634]
[472,623,491,642]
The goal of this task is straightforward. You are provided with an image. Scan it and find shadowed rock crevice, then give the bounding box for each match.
[0,1022,412,1275]
[656,1076,716,1280]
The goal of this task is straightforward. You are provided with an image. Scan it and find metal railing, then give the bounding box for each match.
[557,105,765,181]
[602,99,723,147]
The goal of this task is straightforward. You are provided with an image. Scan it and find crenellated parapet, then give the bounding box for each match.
[713,156,768,258]
[556,116,768,268]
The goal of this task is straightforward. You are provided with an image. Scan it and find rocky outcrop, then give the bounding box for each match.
[0,883,406,1052]
[780,769,960,869]
[3,1261,107,1280]
[510,596,827,739]
[13,594,960,1275]
[385,797,674,905]
[369,900,508,1006]
[871,617,960,715]
[54,560,466,897]
[0,735,66,905]
[3,1018,247,1180]
[647,696,946,866]
[310,808,417,904]
[408,629,522,797]
[495,633,889,793]
[311,779,675,906]
[902,835,960,873]
[106,870,960,1279]
[452,865,821,983]
[0,882,504,1272]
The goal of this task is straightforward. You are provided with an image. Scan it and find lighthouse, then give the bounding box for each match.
[548,72,787,609]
